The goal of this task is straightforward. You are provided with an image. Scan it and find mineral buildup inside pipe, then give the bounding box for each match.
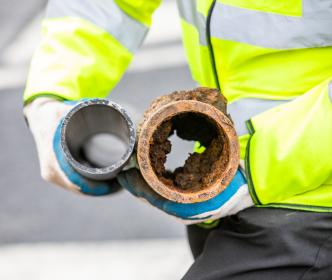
[137,88,240,204]
[61,99,136,181]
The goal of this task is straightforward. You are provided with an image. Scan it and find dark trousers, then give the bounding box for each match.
[184,207,332,280]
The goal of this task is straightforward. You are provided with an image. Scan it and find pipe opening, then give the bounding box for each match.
[149,112,229,193]
[64,104,131,169]
[164,132,196,172]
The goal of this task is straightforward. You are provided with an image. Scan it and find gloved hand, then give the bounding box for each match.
[24,97,120,195]
[117,166,254,224]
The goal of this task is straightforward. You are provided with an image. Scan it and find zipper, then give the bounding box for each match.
[245,120,261,205]
[206,0,220,90]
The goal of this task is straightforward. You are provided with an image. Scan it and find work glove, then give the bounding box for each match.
[24,97,120,196]
[117,165,254,224]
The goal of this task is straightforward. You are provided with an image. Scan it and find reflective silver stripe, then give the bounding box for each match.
[228,98,292,136]
[211,1,332,49]
[329,81,332,103]
[176,0,208,46]
[46,0,148,52]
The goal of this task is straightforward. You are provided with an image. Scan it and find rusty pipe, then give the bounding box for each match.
[137,88,239,204]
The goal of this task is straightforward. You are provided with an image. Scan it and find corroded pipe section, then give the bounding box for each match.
[61,99,136,180]
[137,88,239,203]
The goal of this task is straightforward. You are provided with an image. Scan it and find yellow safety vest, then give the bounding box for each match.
[24,0,332,212]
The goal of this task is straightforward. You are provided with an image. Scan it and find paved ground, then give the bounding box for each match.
[0,0,197,244]
[0,239,192,280]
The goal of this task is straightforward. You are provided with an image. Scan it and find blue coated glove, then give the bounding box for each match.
[25,97,120,196]
[117,167,254,224]
[53,120,121,196]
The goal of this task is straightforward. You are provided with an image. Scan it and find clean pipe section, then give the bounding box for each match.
[61,99,136,180]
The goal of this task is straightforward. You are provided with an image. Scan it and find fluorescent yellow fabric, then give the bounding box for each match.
[24,18,132,102]
[194,142,206,154]
[210,38,332,103]
[239,134,249,159]
[178,1,332,212]
[277,183,332,210]
[246,78,332,206]
[114,0,161,26]
[218,0,302,17]
[197,0,214,17]
[180,19,217,88]
[24,0,161,103]
[325,173,332,185]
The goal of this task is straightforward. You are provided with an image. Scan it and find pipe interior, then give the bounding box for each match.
[149,111,229,193]
[65,104,131,168]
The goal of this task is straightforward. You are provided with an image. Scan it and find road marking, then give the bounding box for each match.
[0,239,192,280]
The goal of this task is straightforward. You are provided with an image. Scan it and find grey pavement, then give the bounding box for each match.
[0,0,46,53]
[0,1,197,244]
[0,240,193,280]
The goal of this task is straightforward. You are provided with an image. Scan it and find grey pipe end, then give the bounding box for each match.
[61,99,136,180]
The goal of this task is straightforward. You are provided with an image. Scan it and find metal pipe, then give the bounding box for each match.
[137,88,239,204]
[61,99,136,180]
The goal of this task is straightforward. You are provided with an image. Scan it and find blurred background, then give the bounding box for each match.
[0,0,197,279]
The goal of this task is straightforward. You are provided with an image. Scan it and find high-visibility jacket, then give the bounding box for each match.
[24,0,332,212]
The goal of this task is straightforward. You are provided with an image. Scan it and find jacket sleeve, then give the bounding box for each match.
[245,77,332,205]
[23,0,161,103]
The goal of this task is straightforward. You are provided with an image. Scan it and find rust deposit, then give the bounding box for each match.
[137,87,239,203]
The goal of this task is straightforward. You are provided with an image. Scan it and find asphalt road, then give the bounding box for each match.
[0,0,46,53]
[0,0,197,243]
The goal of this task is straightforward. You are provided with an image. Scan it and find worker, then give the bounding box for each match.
[23,0,332,279]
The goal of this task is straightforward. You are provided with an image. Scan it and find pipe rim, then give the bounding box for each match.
[137,100,239,204]
[61,99,136,179]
